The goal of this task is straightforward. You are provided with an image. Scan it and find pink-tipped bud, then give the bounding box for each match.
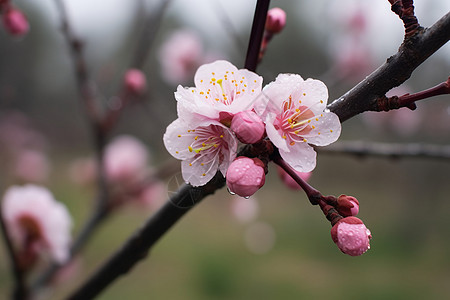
[265,8,286,34]
[2,7,29,36]
[331,217,371,256]
[336,194,359,217]
[226,157,265,198]
[124,69,146,96]
[276,166,311,190]
[230,110,265,144]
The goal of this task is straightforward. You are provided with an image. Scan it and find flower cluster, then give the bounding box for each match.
[164,60,341,196]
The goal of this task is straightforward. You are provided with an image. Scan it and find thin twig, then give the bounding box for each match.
[318,141,450,160]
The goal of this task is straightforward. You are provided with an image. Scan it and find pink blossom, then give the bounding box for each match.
[255,74,341,172]
[2,7,29,36]
[159,30,204,84]
[230,110,265,144]
[104,135,149,184]
[175,60,263,125]
[2,185,72,264]
[164,119,238,186]
[13,149,50,183]
[331,217,371,256]
[226,157,265,197]
[266,8,286,34]
[136,181,166,210]
[276,166,311,190]
[124,69,146,95]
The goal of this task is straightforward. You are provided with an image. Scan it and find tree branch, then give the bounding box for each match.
[327,11,450,121]
[318,141,450,160]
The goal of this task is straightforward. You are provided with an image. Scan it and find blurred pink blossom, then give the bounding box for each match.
[2,185,72,264]
[2,6,29,36]
[230,196,260,223]
[13,149,50,183]
[159,30,204,84]
[104,135,149,184]
[136,180,166,210]
[124,69,146,96]
[265,7,286,34]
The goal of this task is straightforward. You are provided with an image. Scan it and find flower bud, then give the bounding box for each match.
[230,110,265,144]
[226,157,265,197]
[331,217,371,256]
[336,194,359,217]
[265,8,286,34]
[124,69,146,96]
[2,7,29,36]
[276,166,311,190]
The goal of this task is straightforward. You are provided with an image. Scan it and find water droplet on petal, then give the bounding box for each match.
[244,196,250,199]
[324,108,330,113]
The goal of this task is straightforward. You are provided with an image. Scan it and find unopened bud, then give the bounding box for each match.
[124,69,146,96]
[336,194,359,217]
[226,157,265,197]
[230,110,265,144]
[331,217,371,256]
[2,7,29,36]
[265,8,286,34]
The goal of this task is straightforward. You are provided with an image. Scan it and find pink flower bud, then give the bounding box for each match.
[265,8,286,34]
[230,110,265,144]
[124,69,146,95]
[2,7,29,36]
[276,166,311,190]
[336,194,359,217]
[226,157,265,198]
[331,217,371,256]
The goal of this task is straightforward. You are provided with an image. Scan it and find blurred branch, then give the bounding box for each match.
[318,141,450,160]
[328,11,450,121]
[0,205,28,300]
[67,176,225,300]
[131,0,172,69]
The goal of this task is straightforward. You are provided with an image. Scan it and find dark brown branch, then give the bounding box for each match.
[244,0,270,71]
[389,0,421,37]
[327,11,450,121]
[318,141,450,160]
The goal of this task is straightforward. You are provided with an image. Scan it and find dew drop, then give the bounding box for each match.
[244,196,250,199]
[324,108,330,113]
[227,187,236,195]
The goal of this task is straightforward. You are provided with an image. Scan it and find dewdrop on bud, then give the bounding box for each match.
[265,8,286,34]
[331,217,371,256]
[230,110,265,144]
[226,157,265,198]
[336,194,359,217]
[124,69,146,96]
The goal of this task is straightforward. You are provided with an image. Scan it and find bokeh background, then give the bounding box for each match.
[1,0,450,299]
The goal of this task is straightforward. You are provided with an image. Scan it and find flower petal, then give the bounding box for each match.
[265,113,289,152]
[182,153,219,186]
[279,143,317,172]
[163,118,197,160]
[302,111,341,146]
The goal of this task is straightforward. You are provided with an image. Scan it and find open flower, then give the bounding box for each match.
[175,60,263,125]
[255,74,341,172]
[2,185,72,264]
[164,119,238,186]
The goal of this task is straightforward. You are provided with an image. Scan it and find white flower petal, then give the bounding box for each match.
[303,112,342,146]
[279,143,317,172]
